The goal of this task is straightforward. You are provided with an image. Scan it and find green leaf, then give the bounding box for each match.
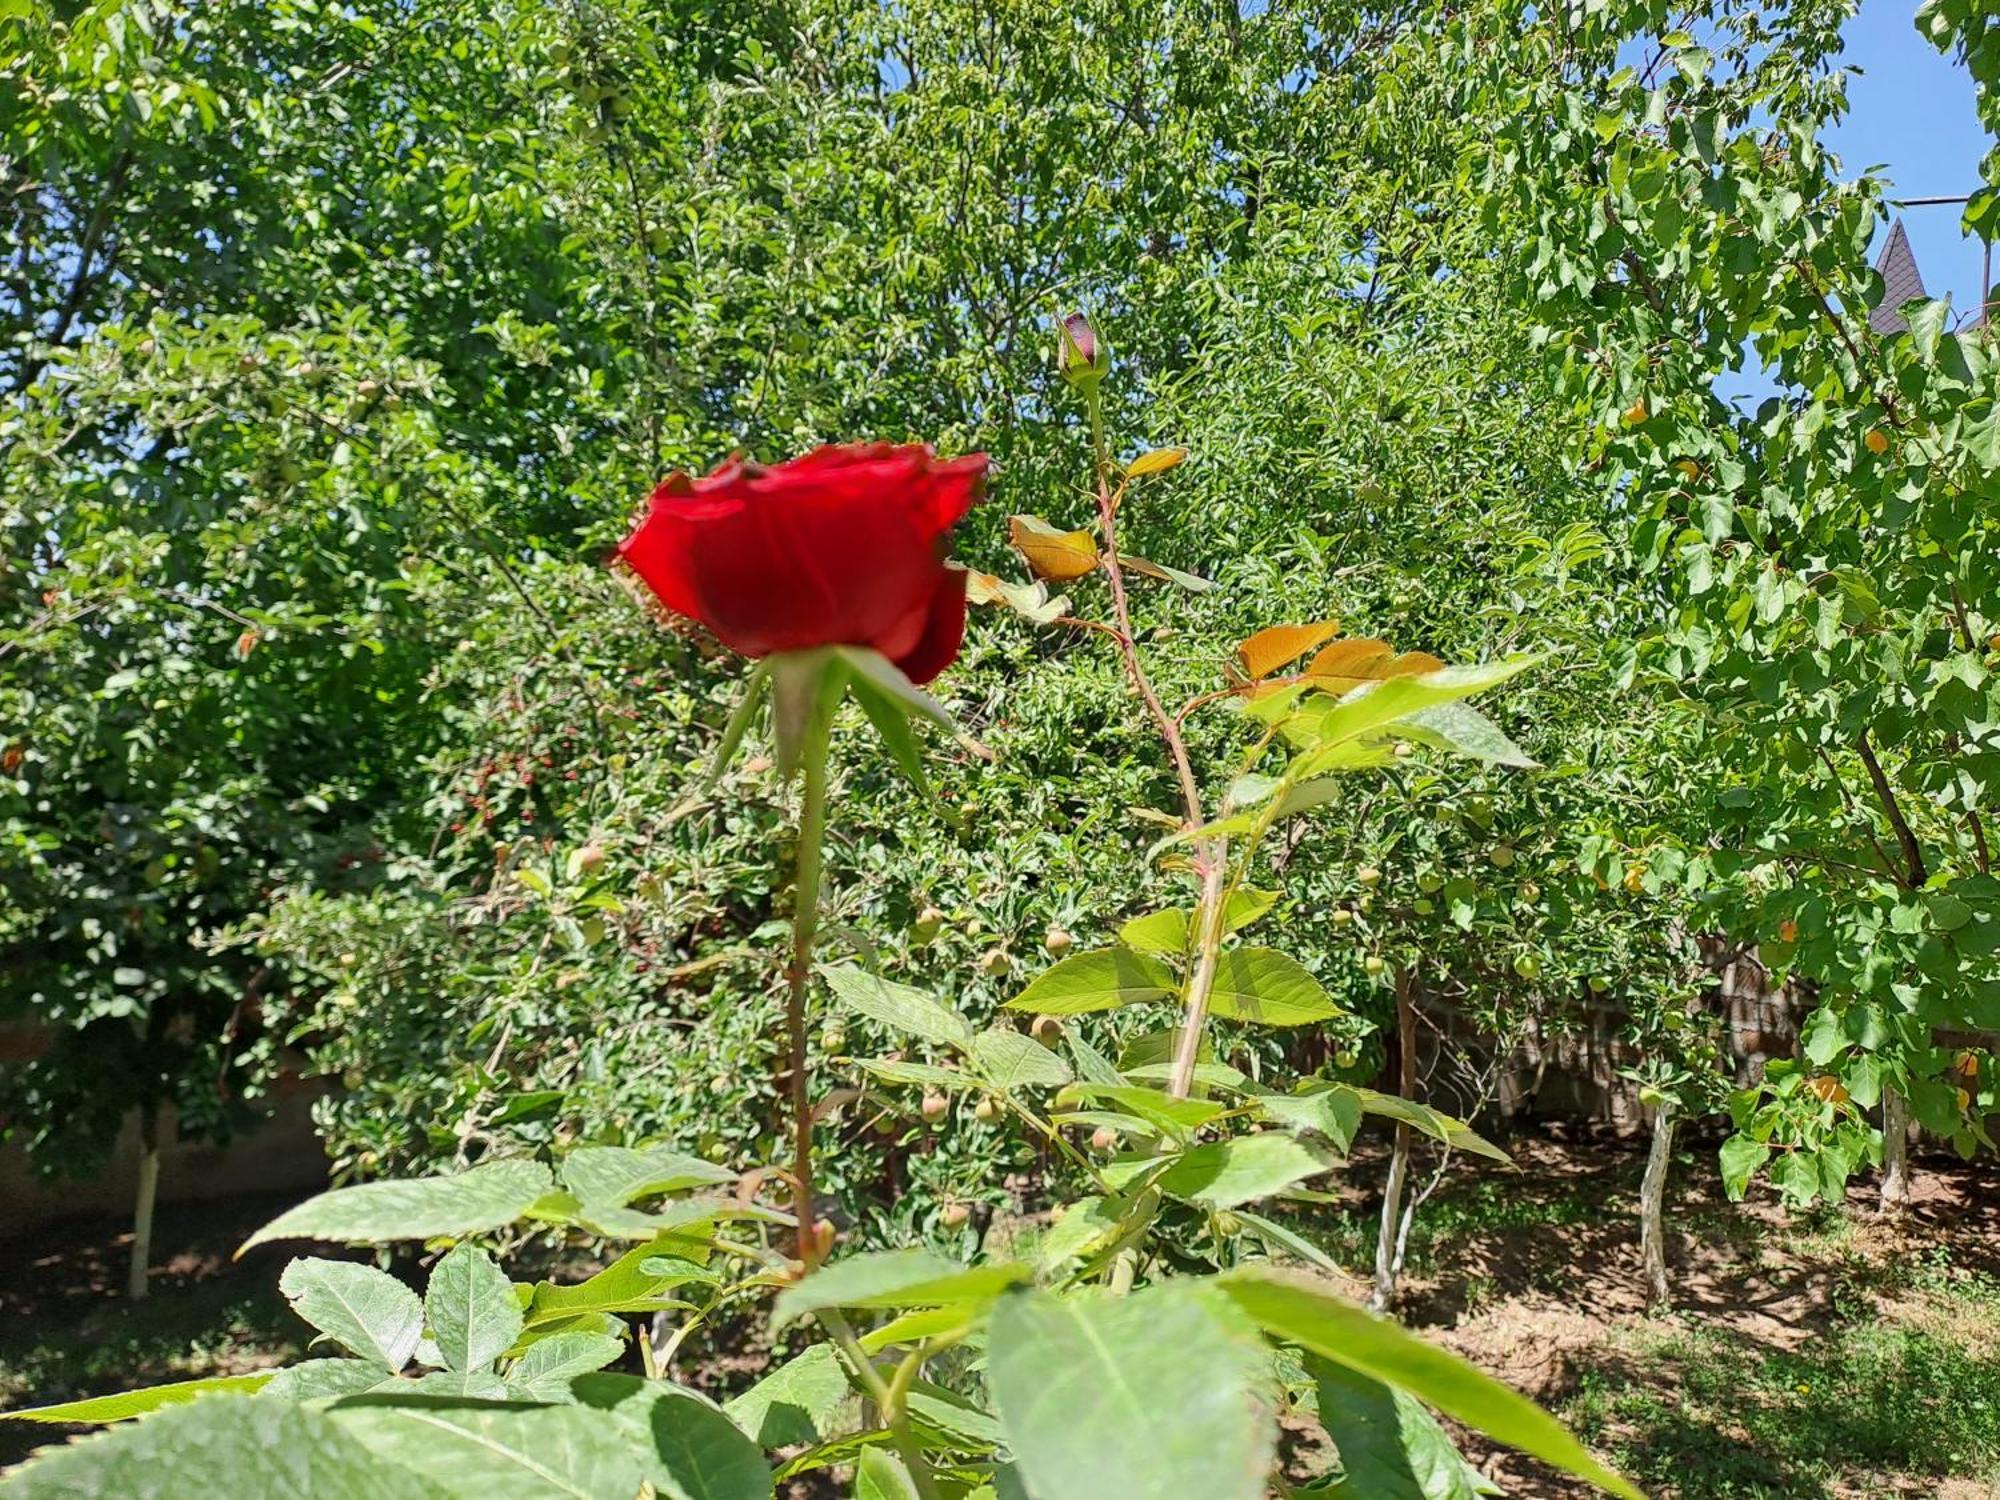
[325,1395,642,1498]
[1217,1270,1641,1500]
[832,646,953,727]
[723,1344,851,1448]
[526,1237,715,1327]
[987,1283,1273,1500]
[1351,1089,1510,1163]
[1314,1358,1484,1500]
[1,1373,275,1424]
[970,1028,1072,1088]
[1157,1133,1338,1208]
[557,1145,735,1207]
[1719,1134,1768,1201]
[771,1249,1030,1330]
[1119,908,1192,955]
[505,1333,626,1401]
[1399,703,1536,769]
[1072,1085,1227,1134]
[426,1244,525,1375]
[1258,1087,1363,1152]
[850,671,929,790]
[1207,948,1342,1026]
[821,963,975,1048]
[243,1160,554,1251]
[280,1257,425,1370]
[1232,1209,1348,1278]
[0,1394,438,1499]
[572,1375,773,1500]
[769,648,847,781]
[1122,554,1214,592]
[261,1360,395,1403]
[854,1447,922,1500]
[1004,948,1178,1016]
[700,664,768,792]
[1120,891,1278,955]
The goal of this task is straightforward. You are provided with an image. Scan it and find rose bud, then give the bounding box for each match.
[1056,311,1109,390]
[616,443,987,686]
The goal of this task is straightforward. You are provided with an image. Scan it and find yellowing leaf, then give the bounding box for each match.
[1008,514,1100,582]
[1123,446,1188,479]
[1303,639,1444,695]
[966,570,1069,625]
[1236,622,1341,682]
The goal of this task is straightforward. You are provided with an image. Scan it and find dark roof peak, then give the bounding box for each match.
[1869,219,1929,335]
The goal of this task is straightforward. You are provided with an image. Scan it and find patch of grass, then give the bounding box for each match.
[1563,1274,2000,1499]
[0,1279,298,1466]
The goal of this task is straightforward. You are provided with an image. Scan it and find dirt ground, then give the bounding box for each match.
[2,1130,1996,1496]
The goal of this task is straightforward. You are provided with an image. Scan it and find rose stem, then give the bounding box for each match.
[1082,385,1227,1100]
[785,716,831,1267]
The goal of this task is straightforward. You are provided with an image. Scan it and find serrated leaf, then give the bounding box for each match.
[243,1160,553,1251]
[0,1394,438,1499]
[557,1145,735,1208]
[723,1345,852,1448]
[1071,1085,1226,1134]
[1258,1086,1363,1151]
[324,1395,641,1498]
[1156,1133,1337,1208]
[1399,702,1536,768]
[570,1375,772,1500]
[970,1028,1072,1088]
[1005,948,1177,1015]
[771,1249,1030,1330]
[262,1360,397,1404]
[987,1283,1272,1500]
[526,1236,715,1327]
[505,1333,626,1401]
[1207,947,1342,1026]
[280,1258,425,1370]
[2,1373,275,1424]
[1008,514,1099,582]
[426,1244,525,1375]
[821,963,974,1048]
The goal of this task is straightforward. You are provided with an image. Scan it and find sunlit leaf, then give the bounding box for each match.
[1008,514,1099,582]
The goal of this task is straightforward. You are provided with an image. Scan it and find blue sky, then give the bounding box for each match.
[1831,2,1990,311]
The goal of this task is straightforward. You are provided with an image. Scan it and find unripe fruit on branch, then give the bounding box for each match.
[911,905,944,943]
[1214,1211,1244,1238]
[1488,845,1515,869]
[1030,1015,1062,1045]
[1864,427,1890,455]
[1330,909,1355,928]
[921,1092,949,1122]
[977,947,1011,977]
[1623,395,1648,425]
[574,842,605,875]
[941,1202,970,1228]
[1090,1126,1118,1153]
[974,1097,1000,1123]
[1356,866,1382,887]
[1043,926,1074,956]
[1362,954,1387,977]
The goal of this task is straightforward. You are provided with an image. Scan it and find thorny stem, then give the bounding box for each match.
[1082,387,1227,1100]
[785,728,831,1267]
[817,1309,945,1500]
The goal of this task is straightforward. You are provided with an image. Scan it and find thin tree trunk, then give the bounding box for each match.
[128,1105,161,1302]
[1880,1086,1911,1215]
[1371,967,1418,1312]
[1639,1097,1676,1311]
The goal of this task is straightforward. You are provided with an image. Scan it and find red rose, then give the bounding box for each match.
[617,443,986,684]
